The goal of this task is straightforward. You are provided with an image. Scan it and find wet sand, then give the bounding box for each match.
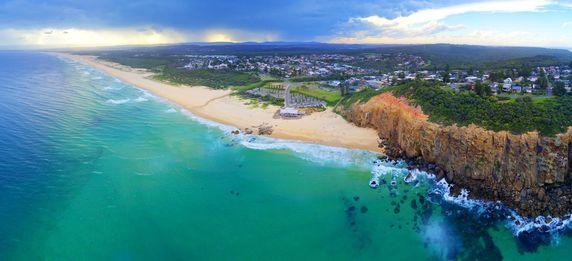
[60,53,381,152]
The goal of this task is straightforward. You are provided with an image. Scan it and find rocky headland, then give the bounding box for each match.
[339,93,572,217]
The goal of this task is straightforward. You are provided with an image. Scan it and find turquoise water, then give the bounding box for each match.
[0,52,571,260]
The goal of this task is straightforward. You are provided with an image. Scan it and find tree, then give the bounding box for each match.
[537,70,548,89]
[441,71,450,83]
[519,65,531,78]
[475,81,492,97]
[553,81,567,96]
[340,83,349,96]
[489,70,505,82]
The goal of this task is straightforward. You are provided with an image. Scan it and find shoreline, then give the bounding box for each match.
[57,53,381,152]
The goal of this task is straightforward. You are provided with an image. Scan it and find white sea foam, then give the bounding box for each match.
[431,174,572,236]
[165,108,177,113]
[507,211,572,236]
[176,107,377,169]
[106,99,130,105]
[178,102,569,237]
[103,86,121,91]
[74,56,572,237]
[369,160,572,236]
[239,135,377,169]
[91,76,102,80]
[134,96,149,102]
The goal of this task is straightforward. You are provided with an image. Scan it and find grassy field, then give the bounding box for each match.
[291,83,341,105]
[496,93,551,103]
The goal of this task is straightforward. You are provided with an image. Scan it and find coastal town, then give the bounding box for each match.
[176,52,572,118]
[180,53,572,93]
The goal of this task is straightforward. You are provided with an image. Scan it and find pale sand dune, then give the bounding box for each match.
[60,53,381,152]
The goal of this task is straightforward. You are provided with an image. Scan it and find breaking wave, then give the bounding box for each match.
[370,160,572,236]
[176,107,377,169]
[134,96,148,102]
[103,86,120,91]
[106,98,130,105]
[239,136,377,169]
[76,54,571,239]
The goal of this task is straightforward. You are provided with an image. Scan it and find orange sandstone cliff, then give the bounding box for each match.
[340,93,572,217]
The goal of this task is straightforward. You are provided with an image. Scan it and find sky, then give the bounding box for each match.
[0,0,571,48]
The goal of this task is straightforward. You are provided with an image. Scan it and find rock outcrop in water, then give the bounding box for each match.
[339,93,572,217]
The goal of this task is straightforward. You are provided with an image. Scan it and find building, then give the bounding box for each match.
[465,76,479,82]
[279,107,304,117]
[502,78,513,92]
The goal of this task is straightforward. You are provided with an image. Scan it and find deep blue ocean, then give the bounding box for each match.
[0,51,571,260]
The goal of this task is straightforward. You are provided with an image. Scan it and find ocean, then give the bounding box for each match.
[0,51,570,260]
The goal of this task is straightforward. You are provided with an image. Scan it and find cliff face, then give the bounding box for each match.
[341,93,572,217]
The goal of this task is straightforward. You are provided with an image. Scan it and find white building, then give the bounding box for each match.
[502,78,513,92]
[279,107,304,117]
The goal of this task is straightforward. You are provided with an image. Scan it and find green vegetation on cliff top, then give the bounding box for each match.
[399,82,572,136]
[342,81,572,136]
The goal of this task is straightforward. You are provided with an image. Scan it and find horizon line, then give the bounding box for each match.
[0,41,571,52]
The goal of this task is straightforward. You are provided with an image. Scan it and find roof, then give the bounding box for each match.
[279,107,303,115]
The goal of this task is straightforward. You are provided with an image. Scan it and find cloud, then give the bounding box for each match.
[197,29,280,43]
[330,29,572,48]
[0,27,280,47]
[0,28,187,47]
[563,21,572,28]
[348,0,553,37]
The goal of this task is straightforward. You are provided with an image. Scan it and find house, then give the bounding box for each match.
[502,78,513,92]
[515,76,524,83]
[325,80,341,87]
[523,86,533,93]
[512,85,522,93]
[465,76,479,82]
[502,83,512,92]
[490,83,499,93]
[366,80,383,89]
[404,74,416,80]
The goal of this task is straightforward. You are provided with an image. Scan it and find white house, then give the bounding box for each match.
[465,76,479,82]
[502,78,513,92]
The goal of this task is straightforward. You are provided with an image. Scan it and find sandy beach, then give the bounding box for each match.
[58,53,381,152]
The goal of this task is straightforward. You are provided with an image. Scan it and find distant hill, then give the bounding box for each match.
[75,43,572,70]
[373,44,572,69]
